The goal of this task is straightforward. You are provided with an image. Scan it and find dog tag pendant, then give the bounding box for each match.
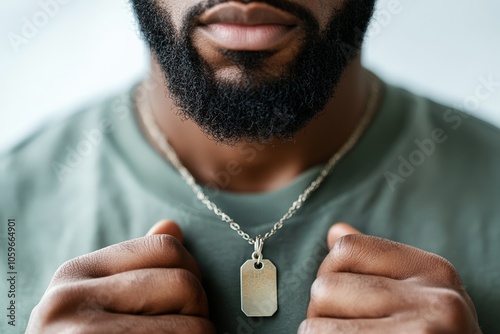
[240,237,278,317]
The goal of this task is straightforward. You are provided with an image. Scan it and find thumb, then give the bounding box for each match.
[147,219,184,244]
[327,222,362,250]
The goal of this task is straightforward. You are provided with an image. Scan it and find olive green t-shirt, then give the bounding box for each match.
[1,80,500,333]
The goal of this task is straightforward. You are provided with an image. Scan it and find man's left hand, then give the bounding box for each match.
[299,223,481,333]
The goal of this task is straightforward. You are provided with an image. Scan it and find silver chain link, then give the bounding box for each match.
[138,72,381,246]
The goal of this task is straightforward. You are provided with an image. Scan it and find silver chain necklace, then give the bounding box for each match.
[137,71,381,317]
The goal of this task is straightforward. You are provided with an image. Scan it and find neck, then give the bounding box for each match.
[141,55,369,193]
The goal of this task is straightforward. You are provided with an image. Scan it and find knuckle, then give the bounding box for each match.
[170,268,207,314]
[427,289,471,330]
[170,268,199,288]
[45,284,83,309]
[298,320,311,334]
[33,284,88,327]
[435,257,462,287]
[59,326,88,334]
[309,274,336,312]
[51,258,87,283]
[310,275,328,302]
[298,319,317,334]
[331,234,360,263]
[147,234,184,260]
[438,289,467,312]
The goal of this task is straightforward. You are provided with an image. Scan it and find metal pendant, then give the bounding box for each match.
[240,237,278,317]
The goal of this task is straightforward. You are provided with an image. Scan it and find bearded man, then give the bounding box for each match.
[1,0,499,333]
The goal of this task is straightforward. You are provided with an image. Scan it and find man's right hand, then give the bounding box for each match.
[26,220,215,334]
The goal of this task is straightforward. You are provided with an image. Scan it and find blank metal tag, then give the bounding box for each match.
[240,259,278,317]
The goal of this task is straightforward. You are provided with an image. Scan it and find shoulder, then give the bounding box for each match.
[0,85,137,206]
[381,82,500,196]
[384,82,500,159]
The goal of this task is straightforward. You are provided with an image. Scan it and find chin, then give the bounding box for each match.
[210,66,285,86]
[193,33,303,82]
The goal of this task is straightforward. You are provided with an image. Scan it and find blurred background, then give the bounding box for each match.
[0,0,499,152]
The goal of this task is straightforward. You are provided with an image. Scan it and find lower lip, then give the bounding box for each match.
[198,23,297,51]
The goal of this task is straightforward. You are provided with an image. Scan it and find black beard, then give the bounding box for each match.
[132,0,375,144]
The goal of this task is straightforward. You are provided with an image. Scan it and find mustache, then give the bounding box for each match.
[183,0,319,32]
[199,0,308,14]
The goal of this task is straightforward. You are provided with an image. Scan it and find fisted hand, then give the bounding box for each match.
[27,220,215,334]
[299,223,481,334]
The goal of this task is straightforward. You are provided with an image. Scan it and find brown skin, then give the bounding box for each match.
[300,224,481,333]
[146,0,368,193]
[28,0,481,332]
[26,221,216,333]
[27,224,481,333]
[146,55,368,193]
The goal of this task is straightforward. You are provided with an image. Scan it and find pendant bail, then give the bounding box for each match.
[252,236,264,265]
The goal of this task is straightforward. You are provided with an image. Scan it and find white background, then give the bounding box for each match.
[1,0,499,152]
